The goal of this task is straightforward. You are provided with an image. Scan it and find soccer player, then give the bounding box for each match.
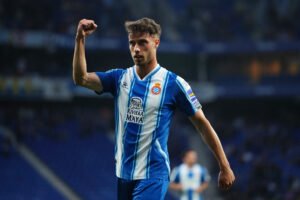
[72,17,235,200]
[170,150,210,200]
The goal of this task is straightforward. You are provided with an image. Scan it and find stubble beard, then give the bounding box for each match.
[133,57,147,68]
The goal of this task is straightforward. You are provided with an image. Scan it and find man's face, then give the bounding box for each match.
[184,151,198,167]
[128,32,159,67]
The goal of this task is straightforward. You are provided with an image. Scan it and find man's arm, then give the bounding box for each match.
[72,19,102,92]
[195,181,208,193]
[169,182,183,191]
[189,109,235,190]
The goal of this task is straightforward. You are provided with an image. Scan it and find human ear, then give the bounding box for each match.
[155,39,160,48]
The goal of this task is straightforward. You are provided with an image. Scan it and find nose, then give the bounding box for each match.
[134,44,140,53]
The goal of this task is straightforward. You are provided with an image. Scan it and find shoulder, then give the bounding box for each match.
[107,67,131,79]
[197,165,209,174]
[158,67,179,86]
[163,68,177,79]
[175,75,191,90]
[160,67,190,89]
[178,163,188,171]
[172,166,179,172]
[166,73,192,96]
[172,163,183,171]
[194,164,202,170]
[109,68,127,74]
[96,68,126,75]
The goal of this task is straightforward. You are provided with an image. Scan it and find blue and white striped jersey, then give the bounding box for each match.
[96,64,201,180]
[170,164,210,200]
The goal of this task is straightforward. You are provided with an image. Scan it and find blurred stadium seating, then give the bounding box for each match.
[0,0,300,200]
[0,149,64,199]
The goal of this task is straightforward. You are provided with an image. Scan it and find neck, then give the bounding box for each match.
[136,60,158,79]
[186,163,194,168]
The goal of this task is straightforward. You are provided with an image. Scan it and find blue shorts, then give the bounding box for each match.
[117,177,169,200]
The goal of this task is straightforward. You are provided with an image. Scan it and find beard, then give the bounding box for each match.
[133,56,147,66]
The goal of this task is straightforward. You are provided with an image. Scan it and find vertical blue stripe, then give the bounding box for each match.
[146,72,170,178]
[188,189,193,200]
[120,77,136,178]
[130,77,152,179]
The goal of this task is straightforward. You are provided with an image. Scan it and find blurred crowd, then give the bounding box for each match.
[0,102,190,163]
[0,103,114,142]
[1,0,300,42]
[1,46,300,87]
[208,101,300,200]
[1,100,299,199]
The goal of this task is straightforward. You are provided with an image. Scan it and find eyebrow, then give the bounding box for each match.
[129,38,149,43]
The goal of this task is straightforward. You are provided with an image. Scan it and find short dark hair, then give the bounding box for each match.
[125,17,161,38]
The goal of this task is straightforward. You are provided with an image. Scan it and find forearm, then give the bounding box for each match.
[196,182,208,193]
[199,120,229,169]
[169,183,183,191]
[193,117,230,170]
[72,36,87,85]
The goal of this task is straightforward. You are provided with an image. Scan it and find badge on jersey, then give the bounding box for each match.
[151,83,161,95]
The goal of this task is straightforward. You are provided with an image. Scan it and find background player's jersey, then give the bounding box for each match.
[96,65,201,180]
[170,164,211,200]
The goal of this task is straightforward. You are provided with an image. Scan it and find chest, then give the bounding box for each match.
[180,168,201,180]
[179,167,202,188]
[119,76,168,111]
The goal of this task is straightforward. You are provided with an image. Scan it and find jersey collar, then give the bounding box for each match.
[133,64,161,81]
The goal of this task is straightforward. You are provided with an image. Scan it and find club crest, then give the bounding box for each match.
[151,83,161,95]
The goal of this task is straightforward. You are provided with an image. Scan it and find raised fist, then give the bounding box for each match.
[76,19,97,39]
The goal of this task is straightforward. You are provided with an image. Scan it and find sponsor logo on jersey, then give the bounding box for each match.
[126,97,144,124]
[187,89,201,109]
[151,83,161,95]
[122,81,128,89]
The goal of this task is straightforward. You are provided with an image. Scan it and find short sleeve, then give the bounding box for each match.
[201,167,211,183]
[95,69,124,96]
[170,167,180,183]
[174,76,202,116]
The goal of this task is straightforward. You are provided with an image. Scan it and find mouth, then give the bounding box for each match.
[134,55,143,59]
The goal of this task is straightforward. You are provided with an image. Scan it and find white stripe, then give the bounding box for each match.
[170,167,179,182]
[193,192,199,200]
[115,68,134,177]
[181,196,188,200]
[133,68,168,179]
[155,139,170,174]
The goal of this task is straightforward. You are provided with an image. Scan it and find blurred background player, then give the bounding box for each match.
[170,149,210,200]
[73,17,234,199]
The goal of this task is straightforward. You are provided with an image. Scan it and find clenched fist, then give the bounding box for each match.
[218,167,235,190]
[76,19,97,39]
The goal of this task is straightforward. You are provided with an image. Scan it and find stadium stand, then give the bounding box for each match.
[1,0,300,42]
[0,146,64,199]
[1,0,300,199]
